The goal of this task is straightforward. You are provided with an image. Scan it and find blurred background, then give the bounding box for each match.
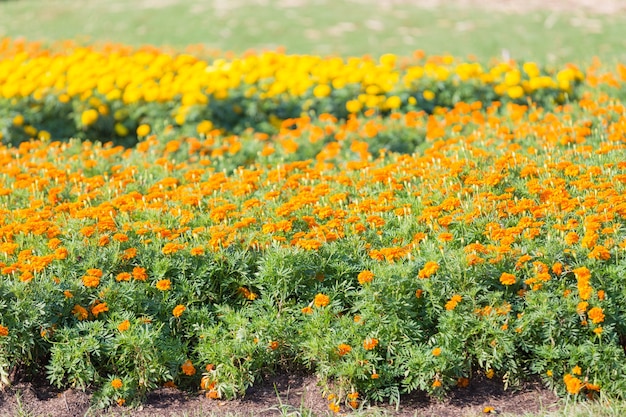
[0,0,625,63]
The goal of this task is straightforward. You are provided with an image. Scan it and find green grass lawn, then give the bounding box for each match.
[0,0,625,64]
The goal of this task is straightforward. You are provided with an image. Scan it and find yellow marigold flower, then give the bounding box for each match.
[346,99,362,113]
[499,272,516,286]
[385,95,402,110]
[588,307,605,324]
[156,279,171,291]
[423,90,435,101]
[313,293,330,307]
[357,270,374,285]
[196,120,214,135]
[38,130,51,141]
[181,360,196,376]
[118,320,130,332]
[337,343,352,356]
[0,325,8,337]
[136,124,151,137]
[81,109,99,126]
[572,365,582,375]
[313,84,331,98]
[506,85,524,99]
[12,114,24,126]
[173,304,186,317]
[114,123,129,137]
[111,378,123,389]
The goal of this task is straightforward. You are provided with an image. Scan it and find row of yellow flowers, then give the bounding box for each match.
[0,38,586,145]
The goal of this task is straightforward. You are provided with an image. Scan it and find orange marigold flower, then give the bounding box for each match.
[588,245,610,261]
[432,347,442,356]
[72,304,88,320]
[301,306,313,314]
[91,302,108,317]
[190,246,205,256]
[597,290,605,300]
[445,294,462,311]
[572,365,582,375]
[314,293,330,308]
[552,262,563,275]
[156,279,171,291]
[499,272,516,286]
[63,290,73,298]
[418,261,439,279]
[181,360,196,376]
[457,377,470,388]
[116,272,131,282]
[363,337,379,350]
[588,307,605,324]
[122,248,137,260]
[432,379,442,388]
[572,266,591,282]
[268,340,279,350]
[82,275,100,288]
[564,373,584,394]
[162,242,185,255]
[111,378,123,389]
[118,320,130,332]
[564,232,579,245]
[357,270,374,285]
[132,266,148,281]
[337,343,352,356]
[173,304,186,317]
[0,325,8,337]
[54,247,68,260]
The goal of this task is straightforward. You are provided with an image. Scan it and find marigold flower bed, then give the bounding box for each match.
[1,39,626,410]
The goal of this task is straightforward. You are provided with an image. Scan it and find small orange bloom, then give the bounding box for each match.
[91,302,108,317]
[132,266,148,281]
[499,272,516,286]
[432,347,442,356]
[418,261,439,279]
[314,293,330,307]
[156,279,172,291]
[363,337,379,350]
[357,270,374,285]
[82,275,100,288]
[118,320,130,332]
[173,304,186,317]
[337,343,352,356]
[116,272,131,282]
[0,325,8,337]
[181,360,196,376]
[111,378,123,389]
[72,304,89,320]
[588,307,605,324]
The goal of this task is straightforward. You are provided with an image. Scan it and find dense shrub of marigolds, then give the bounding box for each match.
[2,38,626,410]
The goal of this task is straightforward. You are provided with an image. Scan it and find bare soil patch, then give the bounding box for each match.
[0,372,559,417]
